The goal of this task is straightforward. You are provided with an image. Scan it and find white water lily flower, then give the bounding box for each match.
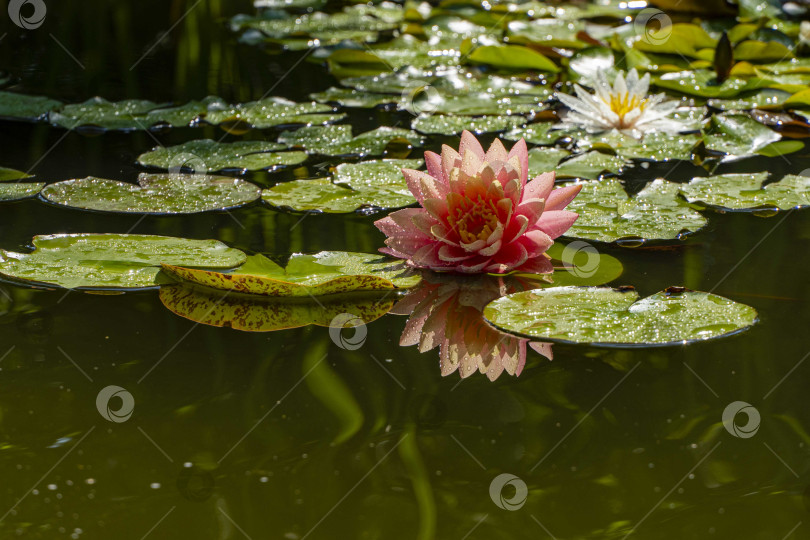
[556,69,683,139]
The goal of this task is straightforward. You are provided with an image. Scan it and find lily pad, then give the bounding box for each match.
[50,98,166,131]
[278,125,425,157]
[0,91,62,121]
[41,174,262,214]
[160,284,394,332]
[136,139,307,173]
[411,114,525,135]
[680,173,810,212]
[483,286,758,347]
[556,151,627,179]
[262,159,420,214]
[203,96,344,129]
[704,113,781,158]
[655,70,766,98]
[0,167,43,202]
[527,147,572,177]
[504,123,560,145]
[565,178,708,244]
[575,130,704,162]
[0,234,246,290]
[467,44,560,73]
[161,251,420,297]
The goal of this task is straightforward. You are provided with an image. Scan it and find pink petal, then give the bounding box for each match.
[503,214,529,244]
[438,244,473,262]
[534,210,579,239]
[507,138,529,186]
[515,198,545,224]
[424,151,444,184]
[485,138,508,163]
[441,145,462,183]
[546,183,583,211]
[410,243,445,269]
[459,130,485,160]
[524,171,556,202]
[520,229,554,257]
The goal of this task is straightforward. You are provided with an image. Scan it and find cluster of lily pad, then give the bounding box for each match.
[3,0,809,363]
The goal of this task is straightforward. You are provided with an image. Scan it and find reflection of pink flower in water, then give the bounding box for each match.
[392,275,553,381]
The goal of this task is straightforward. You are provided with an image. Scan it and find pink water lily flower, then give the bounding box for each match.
[375,131,582,274]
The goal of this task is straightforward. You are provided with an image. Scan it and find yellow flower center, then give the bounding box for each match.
[608,92,647,125]
[448,196,500,244]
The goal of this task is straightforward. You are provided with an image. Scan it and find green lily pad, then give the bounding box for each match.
[310,87,398,108]
[160,284,394,332]
[40,174,262,214]
[332,158,423,189]
[707,89,791,111]
[734,40,793,63]
[278,125,425,157]
[527,147,572,177]
[556,151,627,179]
[542,243,625,287]
[50,98,166,130]
[504,123,560,145]
[655,70,766,98]
[136,139,307,173]
[0,166,43,201]
[0,91,62,121]
[483,286,758,347]
[0,234,246,290]
[262,159,420,214]
[411,114,525,135]
[680,173,810,212]
[507,19,589,49]
[704,113,781,157]
[575,130,704,162]
[0,166,31,181]
[203,96,344,129]
[162,251,420,297]
[565,178,708,244]
[466,44,560,72]
[633,24,717,58]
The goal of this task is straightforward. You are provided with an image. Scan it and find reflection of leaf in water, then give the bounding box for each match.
[159,284,394,332]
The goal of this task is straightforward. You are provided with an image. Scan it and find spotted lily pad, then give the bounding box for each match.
[681,173,810,212]
[262,159,420,214]
[483,286,758,347]
[0,91,62,121]
[575,130,705,162]
[160,284,394,332]
[162,251,420,297]
[50,98,167,130]
[0,234,246,290]
[136,139,307,173]
[203,96,344,129]
[278,125,425,157]
[41,174,261,214]
[411,114,525,135]
[565,178,708,244]
[556,151,627,179]
[704,113,781,158]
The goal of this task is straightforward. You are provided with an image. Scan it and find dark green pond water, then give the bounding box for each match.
[1,1,810,538]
